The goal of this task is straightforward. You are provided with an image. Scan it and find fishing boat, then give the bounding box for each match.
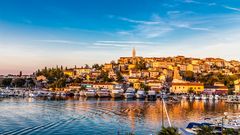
[135,90,146,99]
[110,89,123,98]
[147,90,157,100]
[84,89,97,98]
[124,88,135,99]
[97,89,110,98]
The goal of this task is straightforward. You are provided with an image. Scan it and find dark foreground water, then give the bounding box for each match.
[0,97,239,135]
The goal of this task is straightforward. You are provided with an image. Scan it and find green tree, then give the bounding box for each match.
[181,71,195,81]
[26,78,35,87]
[12,78,26,87]
[223,128,239,135]
[116,71,124,82]
[188,87,194,94]
[157,127,180,135]
[1,78,12,87]
[140,83,150,91]
[196,126,214,135]
[136,60,147,70]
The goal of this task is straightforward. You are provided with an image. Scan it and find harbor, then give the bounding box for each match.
[0,96,239,135]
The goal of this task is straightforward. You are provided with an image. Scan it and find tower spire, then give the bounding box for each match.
[132,47,136,58]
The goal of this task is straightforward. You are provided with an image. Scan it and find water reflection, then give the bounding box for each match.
[0,97,239,135]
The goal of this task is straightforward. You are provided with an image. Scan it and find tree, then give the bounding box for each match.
[85,64,90,68]
[181,71,195,81]
[12,78,26,87]
[223,128,239,135]
[140,83,150,91]
[158,127,180,135]
[26,78,35,87]
[135,60,147,70]
[188,87,194,94]
[196,126,214,135]
[116,71,124,82]
[1,78,12,87]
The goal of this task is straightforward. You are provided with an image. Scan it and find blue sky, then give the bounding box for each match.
[0,0,240,74]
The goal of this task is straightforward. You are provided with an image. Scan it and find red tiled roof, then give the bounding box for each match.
[172,82,204,86]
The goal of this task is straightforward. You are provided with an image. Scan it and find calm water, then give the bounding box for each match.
[0,97,239,135]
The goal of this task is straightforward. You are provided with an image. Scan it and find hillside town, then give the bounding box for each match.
[1,48,240,97]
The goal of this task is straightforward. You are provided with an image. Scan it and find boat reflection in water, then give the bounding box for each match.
[0,97,239,135]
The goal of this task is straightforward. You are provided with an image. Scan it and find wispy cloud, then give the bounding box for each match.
[92,40,158,48]
[118,17,161,25]
[223,5,240,12]
[182,0,201,4]
[114,14,211,38]
[35,40,87,45]
[97,41,156,44]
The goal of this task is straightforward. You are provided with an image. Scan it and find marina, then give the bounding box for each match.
[0,96,239,135]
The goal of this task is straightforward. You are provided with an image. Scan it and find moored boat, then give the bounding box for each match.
[148,90,157,100]
[84,89,97,98]
[97,89,110,98]
[110,89,123,98]
[201,94,208,100]
[135,90,146,99]
[124,88,135,99]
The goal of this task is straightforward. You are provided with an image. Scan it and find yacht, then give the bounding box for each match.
[194,95,201,100]
[29,91,38,98]
[84,89,97,98]
[184,122,214,134]
[148,90,157,100]
[201,94,208,100]
[135,90,146,99]
[189,94,194,100]
[79,90,85,96]
[214,95,219,100]
[182,95,189,100]
[97,89,110,97]
[209,95,214,100]
[110,89,123,98]
[74,91,80,97]
[124,88,135,99]
[60,92,67,97]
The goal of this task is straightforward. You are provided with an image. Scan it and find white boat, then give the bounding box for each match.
[110,89,123,98]
[209,95,214,100]
[201,94,208,100]
[194,95,201,100]
[148,90,157,100]
[124,88,135,99]
[29,92,38,98]
[84,89,96,97]
[79,91,85,96]
[97,89,110,97]
[60,92,67,97]
[47,92,55,97]
[135,90,146,99]
[189,95,194,100]
[182,95,189,99]
[74,92,80,96]
[214,95,219,100]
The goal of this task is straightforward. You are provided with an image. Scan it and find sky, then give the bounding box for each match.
[0,0,240,75]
